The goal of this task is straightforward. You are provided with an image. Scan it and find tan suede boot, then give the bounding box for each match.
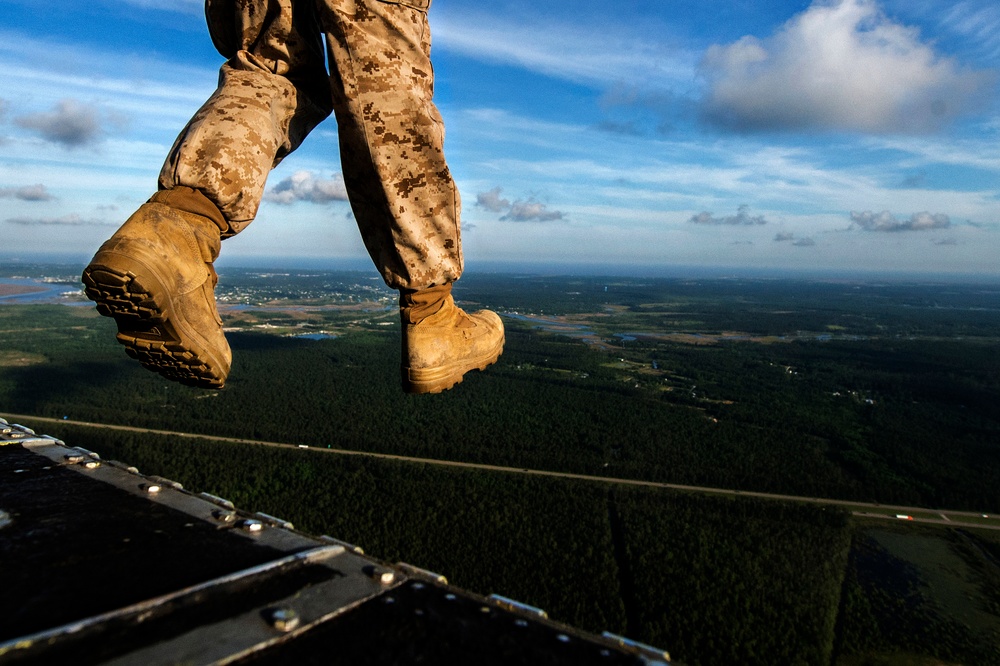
[81,188,231,389]
[400,284,505,394]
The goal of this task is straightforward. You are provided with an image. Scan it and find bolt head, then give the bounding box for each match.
[267,608,300,633]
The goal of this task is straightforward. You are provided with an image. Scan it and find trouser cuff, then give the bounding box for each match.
[150,186,231,236]
[399,283,452,324]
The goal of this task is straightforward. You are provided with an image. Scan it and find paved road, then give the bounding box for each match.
[7,413,999,531]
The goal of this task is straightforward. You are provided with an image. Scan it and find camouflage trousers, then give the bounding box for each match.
[159,0,461,290]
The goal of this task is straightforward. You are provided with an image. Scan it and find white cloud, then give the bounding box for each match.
[264,171,349,205]
[701,0,994,133]
[501,199,565,222]
[0,184,54,201]
[476,187,510,212]
[690,205,767,226]
[15,99,103,147]
[850,210,952,231]
[469,181,565,221]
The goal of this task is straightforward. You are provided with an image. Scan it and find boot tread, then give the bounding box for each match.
[83,261,227,389]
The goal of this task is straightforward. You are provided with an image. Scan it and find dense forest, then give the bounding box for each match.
[1,296,997,511]
[3,268,999,664]
[835,525,1000,665]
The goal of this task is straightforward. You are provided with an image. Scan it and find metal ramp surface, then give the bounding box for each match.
[0,418,670,665]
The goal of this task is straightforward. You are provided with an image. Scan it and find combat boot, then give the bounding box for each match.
[400,284,505,394]
[81,187,231,389]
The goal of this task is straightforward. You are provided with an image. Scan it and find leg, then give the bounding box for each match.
[163,0,333,233]
[83,0,331,388]
[319,0,460,290]
[320,0,503,392]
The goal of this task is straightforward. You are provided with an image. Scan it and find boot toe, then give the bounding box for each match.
[401,304,504,394]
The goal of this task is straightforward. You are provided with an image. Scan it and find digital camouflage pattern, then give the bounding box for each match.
[161,0,461,290]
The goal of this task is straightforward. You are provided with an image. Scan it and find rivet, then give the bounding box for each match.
[146,484,162,494]
[267,608,300,633]
[83,460,101,469]
[379,571,396,585]
[213,509,236,523]
[64,453,85,463]
[557,634,571,643]
[445,593,457,601]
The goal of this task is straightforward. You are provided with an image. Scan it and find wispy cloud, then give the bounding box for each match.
[895,0,1000,61]
[264,171,349,205]
[866,132,1000,173]
[690,205,767,226]
[701,0,994,133]
[434,10,697,90]
[940,1,1000,59]
[0,184,54,201]
[5,214,111,226]
[0,30,218,137]
[850,210,952,231]
[119,0,202,13]
[15,99,103,147]
[595,120,644,137]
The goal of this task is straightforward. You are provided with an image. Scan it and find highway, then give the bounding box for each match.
[6,413,999,532]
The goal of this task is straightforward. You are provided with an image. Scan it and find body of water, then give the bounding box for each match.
[0,279,86,305]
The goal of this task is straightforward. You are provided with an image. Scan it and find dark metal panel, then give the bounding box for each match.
[0,419,671,665]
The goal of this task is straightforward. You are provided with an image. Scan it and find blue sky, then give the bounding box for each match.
[1,0,998,277]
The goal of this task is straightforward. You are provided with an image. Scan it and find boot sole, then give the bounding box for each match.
[82,254,228,389]
[401,334,505,394]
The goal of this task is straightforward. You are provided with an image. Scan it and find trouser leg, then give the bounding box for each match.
[160,0,333,236]
[320,0,462,290]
